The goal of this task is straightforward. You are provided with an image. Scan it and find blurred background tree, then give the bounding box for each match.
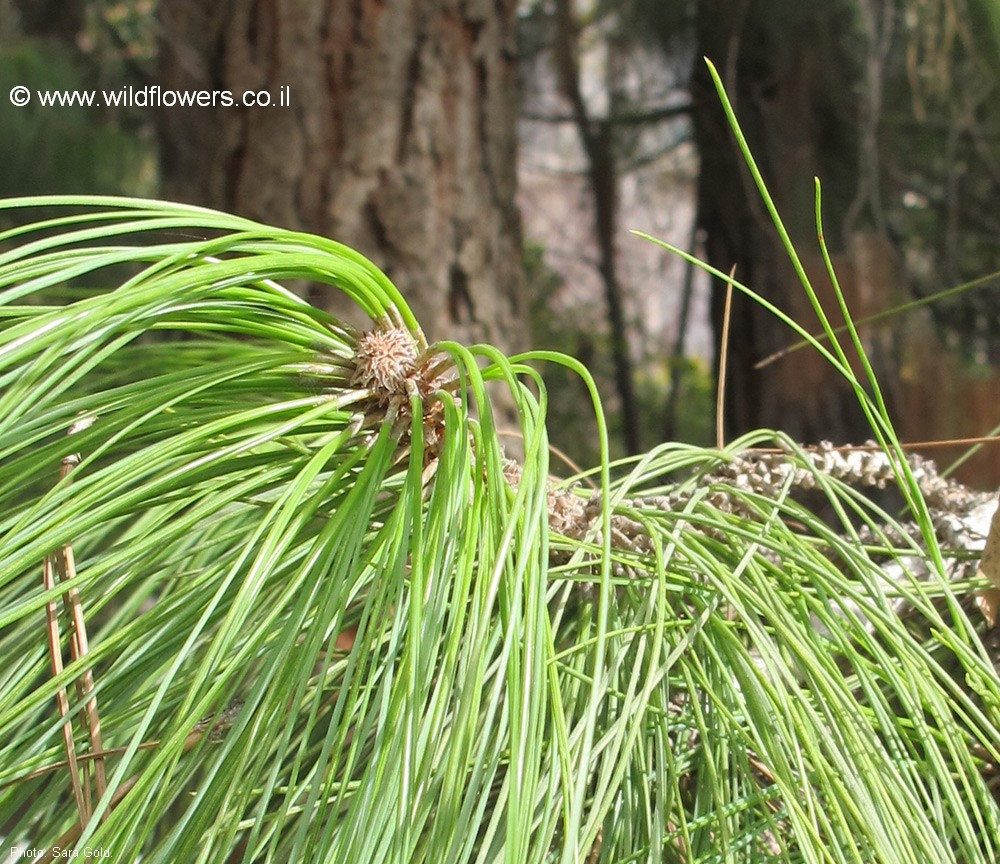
[521,0,1000,480]
[686,0,1000,471]
[1,0,998,480]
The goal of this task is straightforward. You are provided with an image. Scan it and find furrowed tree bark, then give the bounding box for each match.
[157,0,527,353]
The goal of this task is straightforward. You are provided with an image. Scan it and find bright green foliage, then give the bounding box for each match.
[1,77,999,860]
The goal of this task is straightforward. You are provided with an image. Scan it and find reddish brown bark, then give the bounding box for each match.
[157,0,527,351]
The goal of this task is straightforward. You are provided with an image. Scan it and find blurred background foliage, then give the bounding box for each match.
[0,0,997,480]
[0,0,155,195]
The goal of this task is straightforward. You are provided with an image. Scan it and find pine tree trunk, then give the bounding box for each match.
[157,0,527,352]
[692,0,898,444]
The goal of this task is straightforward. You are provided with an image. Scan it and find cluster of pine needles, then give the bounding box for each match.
[1,62,999,864]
